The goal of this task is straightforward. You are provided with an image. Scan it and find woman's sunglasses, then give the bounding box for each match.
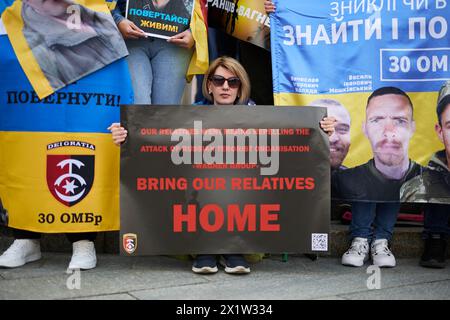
[209,75,241,88]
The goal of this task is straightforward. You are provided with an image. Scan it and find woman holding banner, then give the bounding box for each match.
[109,56,337,274]
[111,0,197,105]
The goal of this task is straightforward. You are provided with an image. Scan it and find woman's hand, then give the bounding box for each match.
[264,0,276,13]
[108,123,128,146]
[117,19,147,39]
[320,117,337,136]
[167,29,195,49]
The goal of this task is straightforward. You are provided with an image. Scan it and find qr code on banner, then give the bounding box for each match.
[312,233,328,251]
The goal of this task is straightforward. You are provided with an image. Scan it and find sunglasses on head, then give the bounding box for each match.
[209,75,241,88]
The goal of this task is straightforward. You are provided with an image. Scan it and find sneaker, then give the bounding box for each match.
[371,239,396,267]
[420,234,447,269]
[341,237,369,267]
[220,254,250,274]
[0,239,41,268]
[68,240,97,270]
[192,255,218,274]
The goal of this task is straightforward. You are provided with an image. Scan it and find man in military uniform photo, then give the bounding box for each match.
[401,81,450,268]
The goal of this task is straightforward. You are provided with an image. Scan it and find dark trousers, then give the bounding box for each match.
[350,202,400,241]
[13,229,97,243]
[423,204,450,237]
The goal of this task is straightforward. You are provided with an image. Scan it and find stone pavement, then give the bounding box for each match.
[1,222,438,258]
[0,254,449,300]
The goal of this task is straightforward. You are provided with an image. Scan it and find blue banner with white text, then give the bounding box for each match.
[271,0,450,204]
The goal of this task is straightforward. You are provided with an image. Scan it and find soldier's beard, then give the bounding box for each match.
[375,152,405,167]
[330,140,350,170]
[374,139,405,166]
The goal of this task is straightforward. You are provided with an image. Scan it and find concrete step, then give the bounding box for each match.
[0,223,448,258]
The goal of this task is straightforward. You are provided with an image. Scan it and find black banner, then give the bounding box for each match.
[120,106,330,255]
[126,0,194,39]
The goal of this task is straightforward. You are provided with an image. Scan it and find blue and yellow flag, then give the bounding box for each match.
[0,1,133,232]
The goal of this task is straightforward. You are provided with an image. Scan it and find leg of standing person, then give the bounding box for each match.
[420,203,449,268]
[341,202,375,267]
[370,202,400,267]
[66,232,98,270]
[0,229,41,268]
[148,38,193,104]
[423,203,450,235]
[125,39,154,104]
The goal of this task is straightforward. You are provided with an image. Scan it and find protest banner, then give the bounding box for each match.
[120,105,330,255]
[271,0,450,203]
[126,0,194,39]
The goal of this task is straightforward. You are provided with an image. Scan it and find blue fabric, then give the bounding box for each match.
[0,0,13,14]
[271,0,450,96]
[350,202,400,241]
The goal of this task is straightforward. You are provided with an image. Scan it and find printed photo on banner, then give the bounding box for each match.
[119,106,330,255]
[1,0,128,99]
[125,0,194,39]
[331,87,422,202]
[401,81,450,204]
[309,99,351,171]
[270,0,450,203]
[208,0,270,50]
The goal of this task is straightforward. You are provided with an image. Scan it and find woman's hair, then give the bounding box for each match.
[202,56,251,105]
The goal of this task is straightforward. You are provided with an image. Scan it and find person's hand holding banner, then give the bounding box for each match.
[117,18,147,39]
[119,105,331,255]
[167,29,194,48]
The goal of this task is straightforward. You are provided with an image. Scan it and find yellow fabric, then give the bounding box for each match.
[186,0,208,81]
[0,131,120,233]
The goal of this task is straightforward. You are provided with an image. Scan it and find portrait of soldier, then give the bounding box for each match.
[332,87,422,201]
[311,99,351,171]
[401,81,450,204]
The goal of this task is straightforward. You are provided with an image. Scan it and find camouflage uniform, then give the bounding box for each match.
[400,151,450,204]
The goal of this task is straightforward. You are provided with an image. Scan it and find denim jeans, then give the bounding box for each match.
[350,202,400,241]
[423,203,450,237]
[125,38,193,104]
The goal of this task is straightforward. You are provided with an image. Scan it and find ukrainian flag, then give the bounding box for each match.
[0,1,133,232]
